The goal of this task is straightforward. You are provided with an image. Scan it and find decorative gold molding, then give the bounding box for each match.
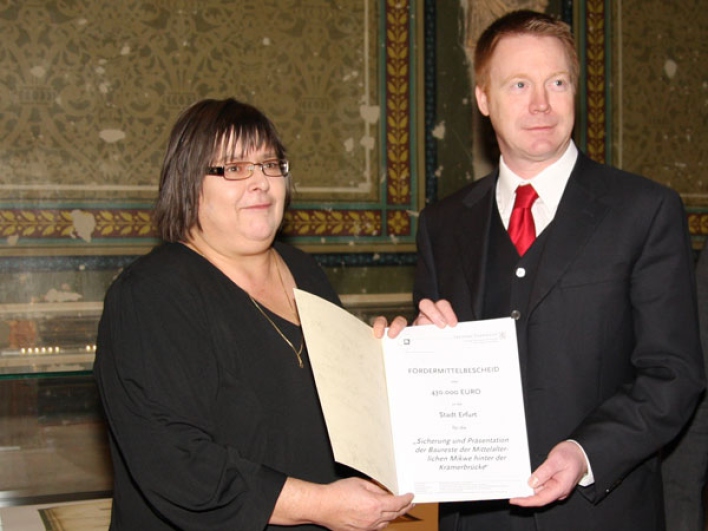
[284,209,381,238]
[0,208,154,243]
[688,213,708,238]
[584,0,607,163]
[385,0,412,207]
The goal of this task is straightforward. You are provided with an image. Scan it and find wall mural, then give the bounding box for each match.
[1,0,704,255]
[0,0,421,254]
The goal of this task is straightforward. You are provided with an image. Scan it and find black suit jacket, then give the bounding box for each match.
[414,152,705,530]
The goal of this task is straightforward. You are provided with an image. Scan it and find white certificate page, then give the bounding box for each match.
[294,289,533,503]
[383,318,533,502]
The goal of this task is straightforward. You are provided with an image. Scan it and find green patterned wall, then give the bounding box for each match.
[0,0,423,254]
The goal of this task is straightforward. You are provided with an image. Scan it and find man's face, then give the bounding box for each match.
[475,34,576,178]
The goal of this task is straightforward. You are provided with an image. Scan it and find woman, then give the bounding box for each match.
[94,98,414,530]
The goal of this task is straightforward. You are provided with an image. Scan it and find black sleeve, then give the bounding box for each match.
[94,268,285,530]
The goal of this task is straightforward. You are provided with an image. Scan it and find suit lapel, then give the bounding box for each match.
[454,174,498,320]
[527,154,610,314]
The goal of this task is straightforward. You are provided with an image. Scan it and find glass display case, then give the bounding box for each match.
[0,302,112,508]
[0,302,101,376]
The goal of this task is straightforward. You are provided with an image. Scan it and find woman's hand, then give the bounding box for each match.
[315,478,414,530]
[273,477,414,530]
[371,298,459,340]
[372,315,407,339]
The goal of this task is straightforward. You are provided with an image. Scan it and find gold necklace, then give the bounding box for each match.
[272,249,299,322]
[249,250,304,368]
[250,296,304,368]
[183,241,304,368]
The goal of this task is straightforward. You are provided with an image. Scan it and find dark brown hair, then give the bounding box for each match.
[474,10,579,92]
[153,98,290,242]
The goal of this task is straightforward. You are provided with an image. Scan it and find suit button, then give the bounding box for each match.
[511,310,521,320]
[516,267,526,278]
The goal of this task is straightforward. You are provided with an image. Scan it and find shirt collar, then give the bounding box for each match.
[497,141,578,217]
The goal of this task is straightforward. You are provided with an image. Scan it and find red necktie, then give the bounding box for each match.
[508,185,538,256]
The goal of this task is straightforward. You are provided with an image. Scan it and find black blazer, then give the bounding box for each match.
[414,152,705,530]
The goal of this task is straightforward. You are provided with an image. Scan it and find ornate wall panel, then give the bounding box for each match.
[611,0,707,245]
[0,0,423,255]
[614,1,705,195]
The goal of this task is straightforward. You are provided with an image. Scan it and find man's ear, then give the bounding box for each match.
[475,86,490,117]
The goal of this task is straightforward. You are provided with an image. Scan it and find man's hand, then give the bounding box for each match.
[414,299,458,328]
[509,441,588,507]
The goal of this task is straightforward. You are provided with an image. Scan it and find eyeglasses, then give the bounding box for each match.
[206,159,290,181]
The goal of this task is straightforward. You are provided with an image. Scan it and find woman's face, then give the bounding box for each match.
[195,141,288,255]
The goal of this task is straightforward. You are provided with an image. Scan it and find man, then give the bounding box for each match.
[413,10,705,530]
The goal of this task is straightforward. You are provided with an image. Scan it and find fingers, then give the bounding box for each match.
[386,316,408,338]
[414,299,459,328]
[372,316,408,339]
[391,493,415,511]
[435,300,458,326]
[509,480,564,507]
[345,480,415,529]
[360,482,415,519]
[509,441,587,508]
[375,300,459,335]
[372,316,389,339]
[379,494,415,526]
